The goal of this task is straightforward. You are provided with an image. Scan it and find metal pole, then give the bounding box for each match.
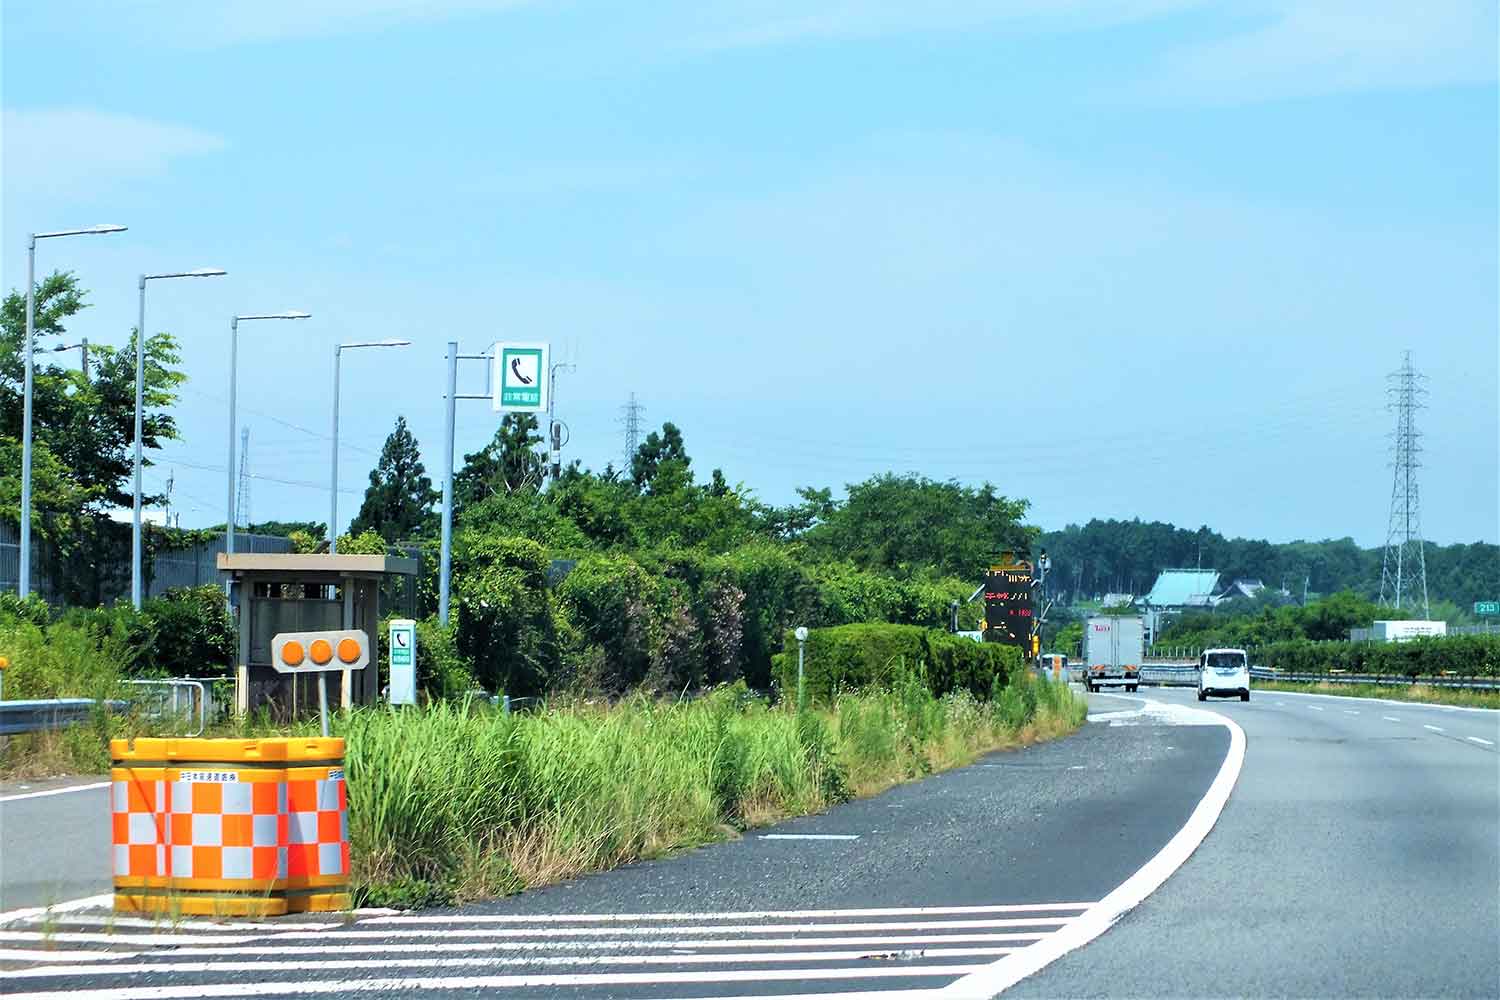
[226,318,239,556]
[317,673,330,737]
[329,345,341,554]
[131,276,146,609]
[19,238,36,599]
[438,341,457,625]
[797,639,805,710]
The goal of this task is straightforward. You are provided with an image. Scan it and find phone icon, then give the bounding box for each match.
[511,357,534,384]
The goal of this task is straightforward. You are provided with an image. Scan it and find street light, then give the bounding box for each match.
[19,224,127,599]
[794,625,809,710]
[133,268,227,609]
[329,340,410,553]
[226,312,311,556]
[51,340,89,379]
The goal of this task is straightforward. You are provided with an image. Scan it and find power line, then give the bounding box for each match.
[1378,350,1430,617]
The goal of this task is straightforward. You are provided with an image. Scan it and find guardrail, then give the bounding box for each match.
[0,698,128,735]
[1250,669,1499,691]
[125,678,208,736]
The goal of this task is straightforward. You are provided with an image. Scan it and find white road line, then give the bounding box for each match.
[1384,716,1401,722]
[0,917,1075,946]
[0,949,139,963]
[1343,710,1359,715]
[1467,737,1495,746]
[761,834,860,841]
[1307,706,1325,712]
[0,895,115,927]
[938,699,1246,1000]
[364,903,1093,924]
[5,946,1021,978]
[1424,725,1445,733]
[0,781,110,804]
[1250,689,1498,714]
[0,965,993,999]
[12,915,338,933]
[0,932,1051,961]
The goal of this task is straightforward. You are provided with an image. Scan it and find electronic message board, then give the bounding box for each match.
[983,561,1034,648]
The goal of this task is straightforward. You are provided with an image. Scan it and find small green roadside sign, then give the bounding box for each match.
[493,342,549,412]
[1475,601,1500,616]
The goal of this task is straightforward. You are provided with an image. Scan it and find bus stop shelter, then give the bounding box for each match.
[217,553,418,718]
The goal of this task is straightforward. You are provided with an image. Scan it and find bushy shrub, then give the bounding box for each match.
[770,623,1019,705]
[1260,634,1500,678]
[553,552,663,692]
[454,534,558,695]
[711,544,818,689]
[65,586,236,678]
[0,593,51,628]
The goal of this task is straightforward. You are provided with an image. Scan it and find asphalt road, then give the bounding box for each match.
[2,686,1495,999]
[0,777,112,910]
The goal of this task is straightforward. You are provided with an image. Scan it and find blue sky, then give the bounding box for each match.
[4,1,1496,546]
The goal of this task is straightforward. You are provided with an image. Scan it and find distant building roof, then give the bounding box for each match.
[1101,592,1135,608]
[1225,579,1265,601]
[1144,569,1221,608]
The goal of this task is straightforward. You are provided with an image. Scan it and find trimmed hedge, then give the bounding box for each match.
[1259,634,1500,678]
[770,623,1022,705]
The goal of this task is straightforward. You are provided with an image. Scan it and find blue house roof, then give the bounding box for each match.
[1144,569,1221,608]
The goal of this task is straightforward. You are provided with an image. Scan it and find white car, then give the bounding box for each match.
[1198,647,1250,702]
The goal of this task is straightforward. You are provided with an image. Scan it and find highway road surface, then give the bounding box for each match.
[1,686,1494,999]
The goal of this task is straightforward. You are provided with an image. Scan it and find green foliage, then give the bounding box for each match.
[0,592,51,628]
[630,421,690,492]
[711,543,817,688]
[349,416,438,543]
[801,474,1033,578]
[770,623,1020,705]
[336,530,389,555]
[454,413,544,513]
[1158,591,1404,648]
[454,535,558,695]
[244,520,326,538]
[50,585,236,678]
[1259,634,1500,678]
[553,552,662,692]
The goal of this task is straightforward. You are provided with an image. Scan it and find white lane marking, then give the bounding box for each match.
[760,834,860,841]
[1307,706,1325,712]
[0,895,114,927]
[364,903,1093,924]
[4,946,1020,978]
[0,917,1074,946]
[0,948,141,962]
[1343,710,1359,715]
[1251,689,1497,714]
[1275,701,1286,706]
[1384,716,1401,722]
[938,699,1246,1000]
[1467,737,1495,746]
[0,781,110,804]
[0,965,991,998]
[14,915,338,933]
[1,932,1050,960]
[1424,725,1445,733]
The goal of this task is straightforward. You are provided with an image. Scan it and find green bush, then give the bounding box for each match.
[129,586,236,677]
[453,534,558,695]
[0,593,51,628]
[553,552,664,692]
[711,543,818,689]
[1259,634,1500,678]
[770,623,1020,705]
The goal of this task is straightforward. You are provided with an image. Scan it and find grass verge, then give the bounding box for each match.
[347,674,1087,908]
[1255,679,1500,710]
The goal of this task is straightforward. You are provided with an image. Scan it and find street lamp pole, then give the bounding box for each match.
[133,268,227,609]
[18,224,127,599]
[227,313,310,556]
[328,340,410,554]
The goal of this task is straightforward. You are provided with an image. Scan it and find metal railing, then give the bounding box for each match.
[125,678,208,736]
[0,698,127,735]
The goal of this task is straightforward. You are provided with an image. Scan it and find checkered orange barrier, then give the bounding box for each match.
[111,737,347,917]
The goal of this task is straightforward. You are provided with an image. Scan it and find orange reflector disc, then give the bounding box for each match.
[337,637,362,664]
[310,639,334,665]
[280,641,306,666]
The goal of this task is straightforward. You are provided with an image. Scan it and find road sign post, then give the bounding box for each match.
[493,342,550,413]
[270,630,370,737]
[389,619,417,706]
[1475,601,1499,617]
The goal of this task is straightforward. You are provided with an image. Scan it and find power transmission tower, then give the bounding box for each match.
[619,392,645,469]
[1378,351,1430,618]
[236,426,252,529]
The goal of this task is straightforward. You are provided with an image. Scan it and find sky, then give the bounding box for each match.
[3,1,1496,547]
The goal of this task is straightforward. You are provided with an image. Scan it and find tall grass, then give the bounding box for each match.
[1255,679,1500,710]
[346,674,1087,907]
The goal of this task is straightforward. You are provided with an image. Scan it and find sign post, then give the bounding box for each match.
[270,630,370,737]
[389,619,417,706]
[493,342,550,413]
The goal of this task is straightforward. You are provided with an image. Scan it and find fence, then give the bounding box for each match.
[1,520,294,607]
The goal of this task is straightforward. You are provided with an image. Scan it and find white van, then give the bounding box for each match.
[1197,648,1250,702]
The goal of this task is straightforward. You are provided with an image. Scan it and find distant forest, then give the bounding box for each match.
[1036,518,1497,612]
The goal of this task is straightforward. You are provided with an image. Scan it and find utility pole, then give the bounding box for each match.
[547,361,576,483]
[1378,351,1430,618]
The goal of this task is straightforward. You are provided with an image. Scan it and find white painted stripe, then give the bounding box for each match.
[1250,688,1498,714]
[364,902,1093,924]
[0,917,1073,946]
[1384,716,1401,722]
[0,895,114,927]
[0,948,141,963]
[5,946,1019,978]
[28,932,1048,959]
[0,965,992,999]
[1424,725,1445,733]
[1307,706,1325,711]
[760,834,860,841]
[16,915,338,933]
[1343,710,1359,715]
[0,781,110,803]
[938,699,1246,1000]
[1467,736,1495,746]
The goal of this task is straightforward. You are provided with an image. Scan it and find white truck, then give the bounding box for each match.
[1083,616,1143,692]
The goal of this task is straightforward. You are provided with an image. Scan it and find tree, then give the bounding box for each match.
[349,416,438,542]
[630,421,690,492]
[454,412,544,512]
[1,271,185,514]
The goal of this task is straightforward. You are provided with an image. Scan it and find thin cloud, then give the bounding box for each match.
[2,107,226,201]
